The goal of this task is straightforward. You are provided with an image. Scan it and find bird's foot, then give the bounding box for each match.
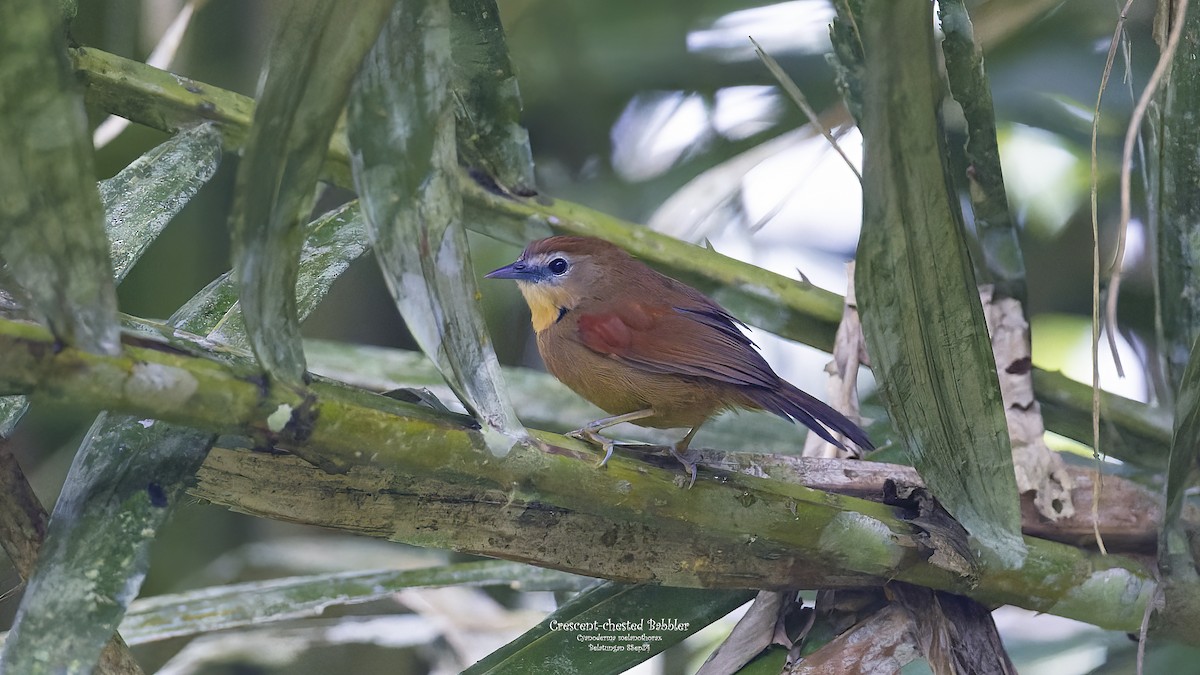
[670,445,698,489]
[565,426,600,443]
[565,427,621,468]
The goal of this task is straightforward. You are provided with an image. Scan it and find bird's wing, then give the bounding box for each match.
[574,298,778,388]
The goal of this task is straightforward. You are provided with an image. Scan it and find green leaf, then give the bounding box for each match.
[464,583,753,674]
[191,202,369,346]
[0,123,222,437]
[0,0,119,356]
[120,560,590,645]
[852,0,1025,567]
[100,123,222,284]
[938,0,1025,303]
[449,0,535,194]
[349,0,531,457]
[1163,334,1200,571]
[0,199,369,674]
[0,420,212,675]
[229,0,392,388]
[1153,0,1200,391]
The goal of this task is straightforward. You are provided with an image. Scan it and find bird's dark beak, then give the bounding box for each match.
[485,260,535,280]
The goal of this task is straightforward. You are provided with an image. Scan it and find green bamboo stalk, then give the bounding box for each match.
[1153,0,1200,391]
[0,317,1189,640]
[1152,0,1200,610]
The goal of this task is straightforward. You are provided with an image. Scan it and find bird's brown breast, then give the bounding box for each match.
[535,310,745,429]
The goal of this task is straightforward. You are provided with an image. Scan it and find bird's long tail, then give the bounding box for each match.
[746,381,874,451]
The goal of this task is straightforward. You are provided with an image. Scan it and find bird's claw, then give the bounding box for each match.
[567,425,698,487]
[565,426,598,442]
[566,427,617,467]
[671,445,698,489]
[596,441,616,468]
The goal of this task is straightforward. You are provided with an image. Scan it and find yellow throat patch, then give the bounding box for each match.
[517,282,575,332]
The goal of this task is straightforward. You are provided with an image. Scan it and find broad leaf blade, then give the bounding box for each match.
[852,0,1025,566]
[937,0,1025,303]
[449,0,535,194]
[1163,334,1200,571]
[349,0,531,456]
[0,124,223,438]
[101,123,222,283]
[120,560,589,645]
[199,202,369,346]
[464,583,753,674]
[229,0,391,388]
[0,0,119,356]
[0,200,368,674]
[0,421,212,674]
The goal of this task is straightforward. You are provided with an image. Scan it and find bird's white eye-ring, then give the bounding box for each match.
[548,258,569,275]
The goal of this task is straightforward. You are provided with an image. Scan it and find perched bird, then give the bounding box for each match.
[486,235,872,485]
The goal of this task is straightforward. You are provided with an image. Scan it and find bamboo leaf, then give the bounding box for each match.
[229,0,391,388]
[0,198,369,674]
[100,123,222,283]
[938,0,1025,303]
[0,0,119,356]
[463,583,753,674]
[349,0,531,457]
[449,0,536,194]
[0,124,223,438]
[193,202,369,346]
[119,560,589,645]
[0,422,211,675]
[1153,0,1200,391]
[1163,334,1200,572]
[852,0,1025,567]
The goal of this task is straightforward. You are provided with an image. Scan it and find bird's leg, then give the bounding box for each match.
[672,424,703,488]
[566,408,657,467]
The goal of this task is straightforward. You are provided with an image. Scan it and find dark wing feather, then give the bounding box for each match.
[574,293,874,451]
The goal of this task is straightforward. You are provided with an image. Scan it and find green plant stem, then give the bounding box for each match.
[0,317,1193,640]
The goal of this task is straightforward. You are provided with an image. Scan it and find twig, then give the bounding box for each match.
[1089,0,1138,556]
[750,36,862,184]
[1107,0,1190,367]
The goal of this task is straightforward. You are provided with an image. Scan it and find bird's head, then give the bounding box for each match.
[486,236,627,331]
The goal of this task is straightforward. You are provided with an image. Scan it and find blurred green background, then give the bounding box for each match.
[3,0,1184,672]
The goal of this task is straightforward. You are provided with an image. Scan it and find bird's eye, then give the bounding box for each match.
[548,258,569,275]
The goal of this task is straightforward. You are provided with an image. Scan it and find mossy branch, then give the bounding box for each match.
[0,316,1195,640]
